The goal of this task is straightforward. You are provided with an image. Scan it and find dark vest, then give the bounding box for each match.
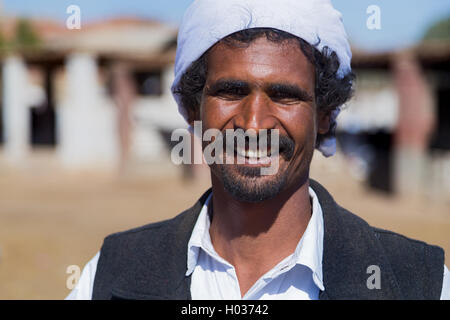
[92,179,444,300]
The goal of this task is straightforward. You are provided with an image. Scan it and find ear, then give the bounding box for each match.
[317,111,331,135]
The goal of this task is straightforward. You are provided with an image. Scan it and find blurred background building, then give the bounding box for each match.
[0,9,186,175]
[0,0,448,299]
[0,3,449,200]
[339,38,450,202]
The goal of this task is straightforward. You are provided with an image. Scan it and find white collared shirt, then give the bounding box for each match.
[186,187,324,300]
[66,189,450,300]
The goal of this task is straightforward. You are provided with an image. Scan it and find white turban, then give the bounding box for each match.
[171,0,352,157]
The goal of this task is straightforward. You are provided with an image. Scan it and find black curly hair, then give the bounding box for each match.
[173,28,355,148]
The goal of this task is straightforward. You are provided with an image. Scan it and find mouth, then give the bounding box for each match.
[233,144,276,166]
[221,130,294,167]
[235,148,271,165]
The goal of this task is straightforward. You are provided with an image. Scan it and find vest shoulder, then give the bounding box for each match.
[334,204,445,299]
[102,190,211,245]
[93,206,199,300]
[338,204,444,268]
[372,227,445,299]
[106,217,174,240]
[371,226,444,264]
[335,202,444,258]
[372,226,442,247]
[103,207,195,246]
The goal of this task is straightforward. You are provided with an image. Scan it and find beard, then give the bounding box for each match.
[217,134,295,203]
[220,165,289,202]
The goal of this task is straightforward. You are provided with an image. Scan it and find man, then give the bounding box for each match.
[67,0,449,300]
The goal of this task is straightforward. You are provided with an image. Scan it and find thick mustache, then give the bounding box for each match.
[222,130,295,160]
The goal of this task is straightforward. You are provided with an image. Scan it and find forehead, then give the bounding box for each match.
[205,36,315,87]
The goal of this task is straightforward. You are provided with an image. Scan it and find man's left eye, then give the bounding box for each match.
[270,94,301,104]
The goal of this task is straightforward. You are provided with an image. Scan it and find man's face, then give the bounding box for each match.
[198,36,330,202]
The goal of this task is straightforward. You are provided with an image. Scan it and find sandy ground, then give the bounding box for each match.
[0,154,448,299]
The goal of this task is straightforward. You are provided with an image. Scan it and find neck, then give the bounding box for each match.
[209,174,312,291]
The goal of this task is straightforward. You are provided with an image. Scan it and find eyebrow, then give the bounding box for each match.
[205,78,313,102]
[204,79,250,96]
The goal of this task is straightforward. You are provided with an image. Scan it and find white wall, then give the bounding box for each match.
[57,53,119,169]
[131,65,187,161]
[2,56,30,162]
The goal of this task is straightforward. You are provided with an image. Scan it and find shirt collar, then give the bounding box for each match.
[186,187,325,292]
[186,192,213,276]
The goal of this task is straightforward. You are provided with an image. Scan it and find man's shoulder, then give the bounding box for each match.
[312,179,445,299]
[101,189,211,249]
[311,178,444,255]
[92,195,207,300]
[331,198,444,299]
[338,200,444,259]
[334,197,444,266]
[103,208,195,246]
[370,225,445,298]
[370,225,444,270]
[106,214,182,239]
[371,225,443,252]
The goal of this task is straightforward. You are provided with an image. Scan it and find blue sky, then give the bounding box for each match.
[2,0,450,52]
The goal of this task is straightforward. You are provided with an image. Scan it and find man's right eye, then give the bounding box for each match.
[216,88,248,99]
[205,80,250,100]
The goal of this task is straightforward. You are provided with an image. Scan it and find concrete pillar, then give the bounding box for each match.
[57,53,118,169]
[2,55,29,162]
[110,62,137,173]
[392,51,435,197]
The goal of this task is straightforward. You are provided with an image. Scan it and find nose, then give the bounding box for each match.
[233,92,277,133]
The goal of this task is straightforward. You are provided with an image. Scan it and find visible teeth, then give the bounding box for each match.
[236,147,247,158]
[247,150,257,158]
[258,149,269,158]
[236,147,270,159]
